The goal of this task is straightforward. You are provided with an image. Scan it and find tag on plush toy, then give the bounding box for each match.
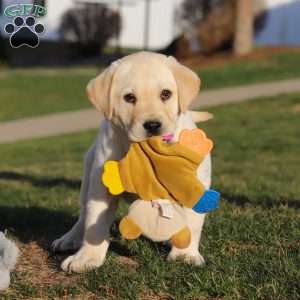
[151,200,173,219]
[155,200,174,219]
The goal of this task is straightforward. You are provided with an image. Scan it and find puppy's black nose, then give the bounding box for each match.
[143,120,162,134]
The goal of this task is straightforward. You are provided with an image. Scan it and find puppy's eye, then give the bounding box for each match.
[124,93,137,104]
[160,89,172,101]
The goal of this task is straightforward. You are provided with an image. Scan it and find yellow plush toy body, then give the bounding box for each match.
[103,129,212,205]
[102,129,220,248]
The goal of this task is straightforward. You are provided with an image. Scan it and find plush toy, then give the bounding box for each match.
[102,129,220,248]
[119,199,192,249]
[0,232,19,290]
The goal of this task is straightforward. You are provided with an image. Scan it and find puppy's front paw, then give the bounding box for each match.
[61,247,105,273]
[167,249,205,266]
[51,234,81,253]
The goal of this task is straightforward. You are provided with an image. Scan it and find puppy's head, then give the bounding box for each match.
[87,52,200,141]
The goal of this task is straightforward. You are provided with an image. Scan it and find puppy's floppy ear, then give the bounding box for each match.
[166,56,201,113]
[86,61,119,120]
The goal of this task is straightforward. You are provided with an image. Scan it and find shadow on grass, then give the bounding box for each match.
[0,205,77,244]
[223,193,300,209]
[0,171,81,189]
[0,171,146,260]
[0,205,139,261]
[0,205,79,270]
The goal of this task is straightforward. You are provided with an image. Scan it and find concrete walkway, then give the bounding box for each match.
[1,78,300,143]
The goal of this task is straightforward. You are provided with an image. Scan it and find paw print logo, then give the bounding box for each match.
[4,16,44,48]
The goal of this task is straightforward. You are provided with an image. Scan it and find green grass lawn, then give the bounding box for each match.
[0,50,300,122]
[0,68,97,123]
[0,93,299,299]
[197,50,300,90]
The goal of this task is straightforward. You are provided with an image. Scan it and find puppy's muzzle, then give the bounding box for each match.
[143,120,162,135]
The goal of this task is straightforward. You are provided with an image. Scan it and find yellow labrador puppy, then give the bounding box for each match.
[51,52,211,273]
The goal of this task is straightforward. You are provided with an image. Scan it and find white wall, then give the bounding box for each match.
[255,0,300,45]
[116,0,184,50]
[40,0,74,40]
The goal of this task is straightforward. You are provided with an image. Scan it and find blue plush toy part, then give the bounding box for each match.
[192,189,220,213]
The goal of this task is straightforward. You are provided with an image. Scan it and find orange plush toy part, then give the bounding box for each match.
[179,128,213,157]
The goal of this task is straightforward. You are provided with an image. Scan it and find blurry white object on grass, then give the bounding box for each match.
[0,232,19,290]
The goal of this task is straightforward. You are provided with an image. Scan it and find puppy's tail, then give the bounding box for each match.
[190,111,213,123]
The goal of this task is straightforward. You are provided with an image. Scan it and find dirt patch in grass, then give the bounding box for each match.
[15,241,77,286]
[224,241,259,254]
[138,290,176,300]
[117,255,139,271]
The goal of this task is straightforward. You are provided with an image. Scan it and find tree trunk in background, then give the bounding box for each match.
[234,0,254,55]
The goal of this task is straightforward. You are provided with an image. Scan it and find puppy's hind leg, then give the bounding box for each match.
[168,210,206,266]
[168,154,211,266]
[51,144,95,252]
